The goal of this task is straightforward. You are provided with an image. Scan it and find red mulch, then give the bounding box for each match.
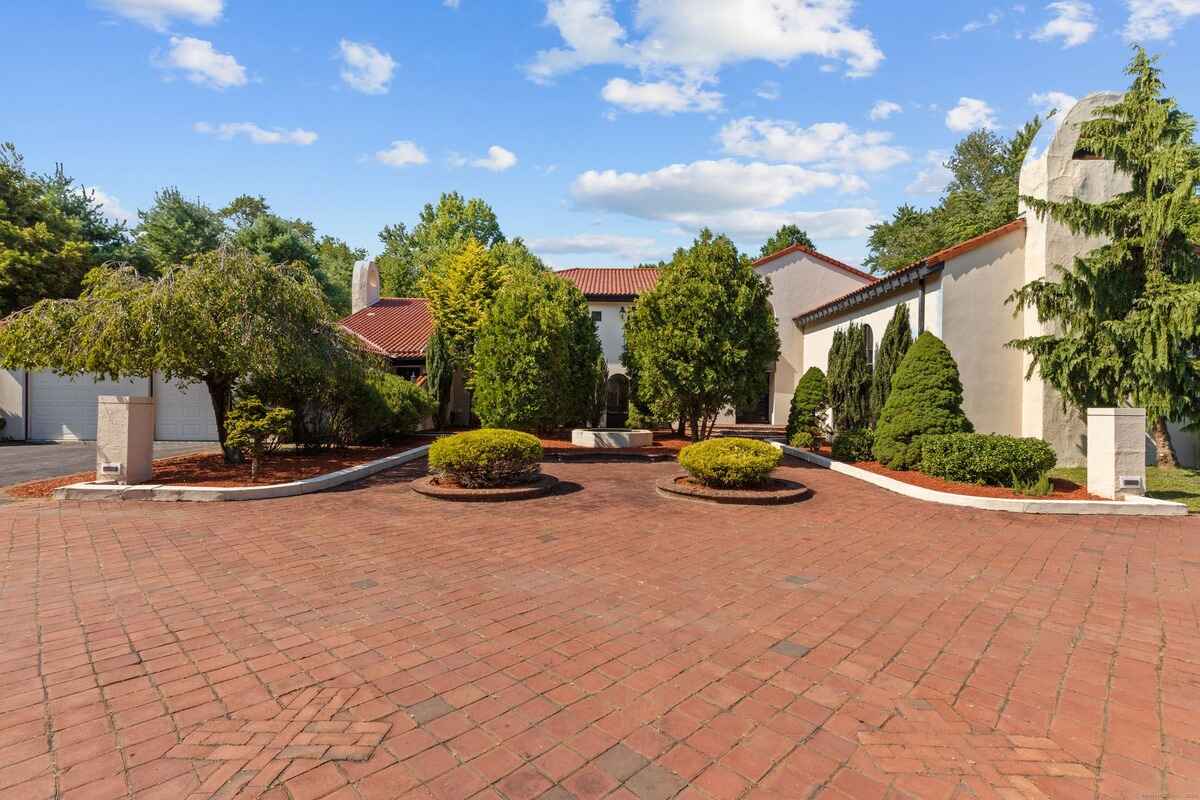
[536,430,692,455]
[6,438,434,499]
[805,445,1102,501]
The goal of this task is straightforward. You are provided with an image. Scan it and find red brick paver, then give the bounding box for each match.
[0,457,1197,799]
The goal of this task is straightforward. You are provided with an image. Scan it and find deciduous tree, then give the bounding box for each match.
[759,224,815,258]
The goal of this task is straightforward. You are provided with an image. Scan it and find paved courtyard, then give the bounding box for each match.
[0,457,1197,800]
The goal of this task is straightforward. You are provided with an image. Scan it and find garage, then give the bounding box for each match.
[15,371,220,442]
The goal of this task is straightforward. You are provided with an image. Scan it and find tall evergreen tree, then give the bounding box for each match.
[827,323,872,432]
[424,328,454,429]
[1008,48,1200,467]
[870,304,914,422]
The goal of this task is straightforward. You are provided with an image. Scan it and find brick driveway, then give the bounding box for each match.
[1,458,1198,800]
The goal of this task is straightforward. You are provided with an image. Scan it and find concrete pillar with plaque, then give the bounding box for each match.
[96,396,155,485]
[1087,408,1146,500]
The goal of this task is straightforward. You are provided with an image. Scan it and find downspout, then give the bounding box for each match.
[23,370,30,442]
[918,270,927,334]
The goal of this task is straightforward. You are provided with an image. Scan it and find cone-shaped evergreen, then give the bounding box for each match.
[786,366,828,441]
[873,331,973,469]
[1008,48,1200,467]
[869,304,913,423]
[828,323,872,432]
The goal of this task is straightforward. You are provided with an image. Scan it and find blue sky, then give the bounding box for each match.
[6,1,1200,268]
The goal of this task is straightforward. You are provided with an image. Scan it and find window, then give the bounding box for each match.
[862,324,874,367]
[592,310,602,322]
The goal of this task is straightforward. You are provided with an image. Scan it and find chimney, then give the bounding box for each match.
[351,259,381,314]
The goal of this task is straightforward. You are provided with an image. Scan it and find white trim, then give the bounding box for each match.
[54,444,431,502]
[772,442,1187,516]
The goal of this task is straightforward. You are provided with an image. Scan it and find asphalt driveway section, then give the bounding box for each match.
[0,441,217,487]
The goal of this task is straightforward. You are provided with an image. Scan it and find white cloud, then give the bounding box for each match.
[526,0,884,83]
[601,78,721,114]
[963,10,1003,30]
[375,140,429,167]
[869,100,902,121]
[1029,90,1078,123]
[946,97,998,131]
[718,118,910,173]
[194,122,318,145]
[755,81,781,101]
[86,187,135,224]
[1033,1,1098,46]
[338,40,396,94]
[157,36,246,89]
[471,145,518,172]
[906,151,953,195]
[534,234,662,261]
[93,0,222,31]
[1124,0,1200,39]
[570,159,871,239]
[444,0,461,6]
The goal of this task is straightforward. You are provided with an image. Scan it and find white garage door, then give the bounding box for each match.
[28,372,150,441]
[154,375,219,441]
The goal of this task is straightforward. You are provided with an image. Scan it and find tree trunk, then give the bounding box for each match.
[676,414,686,438]
[204,376,238,464]
[1153,415,1179,468]
[688,403,701,442]
[250,454,260,481]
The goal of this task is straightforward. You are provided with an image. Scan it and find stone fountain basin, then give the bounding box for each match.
[570,428,653,448]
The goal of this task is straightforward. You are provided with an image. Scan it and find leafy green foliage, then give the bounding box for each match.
[789,430,815,449]
[0,248,347,461]
[623,230,780,441]
[827,323,872,433]
[424,328,454,429]
[377,192,506,297]
[759,224,815,258]
[678,437,781,488]
[869,304,913,423]
[865,119,1042,272]
[920,433,1057,487]
[1012,471,1054,496]
[590,352,608,428]
[1008,48,1200,467]
[0,143,132,314]
[831,429,874,462]
[421,239,513,371]
[219,194,270,229]
[134,187,224,274]
[786,367,827,441]
[472,271,602,431]
[354,370,433,443]
[224,397,293,480]
[428,428,543,488]
[873,332,973,469]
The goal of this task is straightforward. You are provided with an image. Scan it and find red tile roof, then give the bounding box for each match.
[556,267,660,298]
[793,218,1028,326]
[752,243,877,283]
[339,298,433,359]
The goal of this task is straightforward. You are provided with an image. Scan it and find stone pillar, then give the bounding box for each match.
[96,396,155,485]
[1087,408,1146,500]
[351,259,381,314]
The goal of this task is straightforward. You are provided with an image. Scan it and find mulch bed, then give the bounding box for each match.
[411,473,560,502]
[6,437,435,499]
[804,445,1103,501]
[656,474,811,505]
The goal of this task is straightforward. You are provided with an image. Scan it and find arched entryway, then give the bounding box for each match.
[605,374,630,428]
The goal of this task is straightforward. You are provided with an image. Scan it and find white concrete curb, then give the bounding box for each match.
[772,442,1187,516]
[53,445,431,503]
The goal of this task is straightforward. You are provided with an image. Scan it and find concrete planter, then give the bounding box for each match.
[570,428,653,448]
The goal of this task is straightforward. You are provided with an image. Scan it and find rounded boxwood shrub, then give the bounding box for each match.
[428,429,543,488]
[789,430,815,449]
[786,366,827,442]
[872,332,973,470]
[831,429,874,462]
[920,433,1056,488]
[678,437,781,488]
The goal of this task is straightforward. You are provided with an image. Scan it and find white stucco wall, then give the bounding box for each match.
[588,301,631,372]
[0,369,26,440]
[940,227,1027,437]
[756,251,875,425]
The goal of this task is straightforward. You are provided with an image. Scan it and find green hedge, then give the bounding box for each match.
[789,430,815,449]
[786,366,827,441]
[831,429,874,462]
[920,433,1057,487]
[678,437,781,488]
[428,429,543,488]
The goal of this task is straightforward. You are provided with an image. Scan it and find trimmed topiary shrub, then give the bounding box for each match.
[831,429,874,462]
[678,437,781,488]
[428,429,543,488]
[786,366,827,442]
[873,332,972,469]
[789,430,815,449]
[920,433,1057,488]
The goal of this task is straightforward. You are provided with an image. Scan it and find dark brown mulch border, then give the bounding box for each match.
[411,474,560,502]
[655,474,811,505]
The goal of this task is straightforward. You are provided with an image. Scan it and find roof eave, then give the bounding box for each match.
[793,261,943,329]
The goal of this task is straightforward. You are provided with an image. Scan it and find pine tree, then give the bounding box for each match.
[425,328,454,429]
[870,304,914,423]
[827,323,872,432]
[786,367,828,441]
[1008,48,1200,467]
